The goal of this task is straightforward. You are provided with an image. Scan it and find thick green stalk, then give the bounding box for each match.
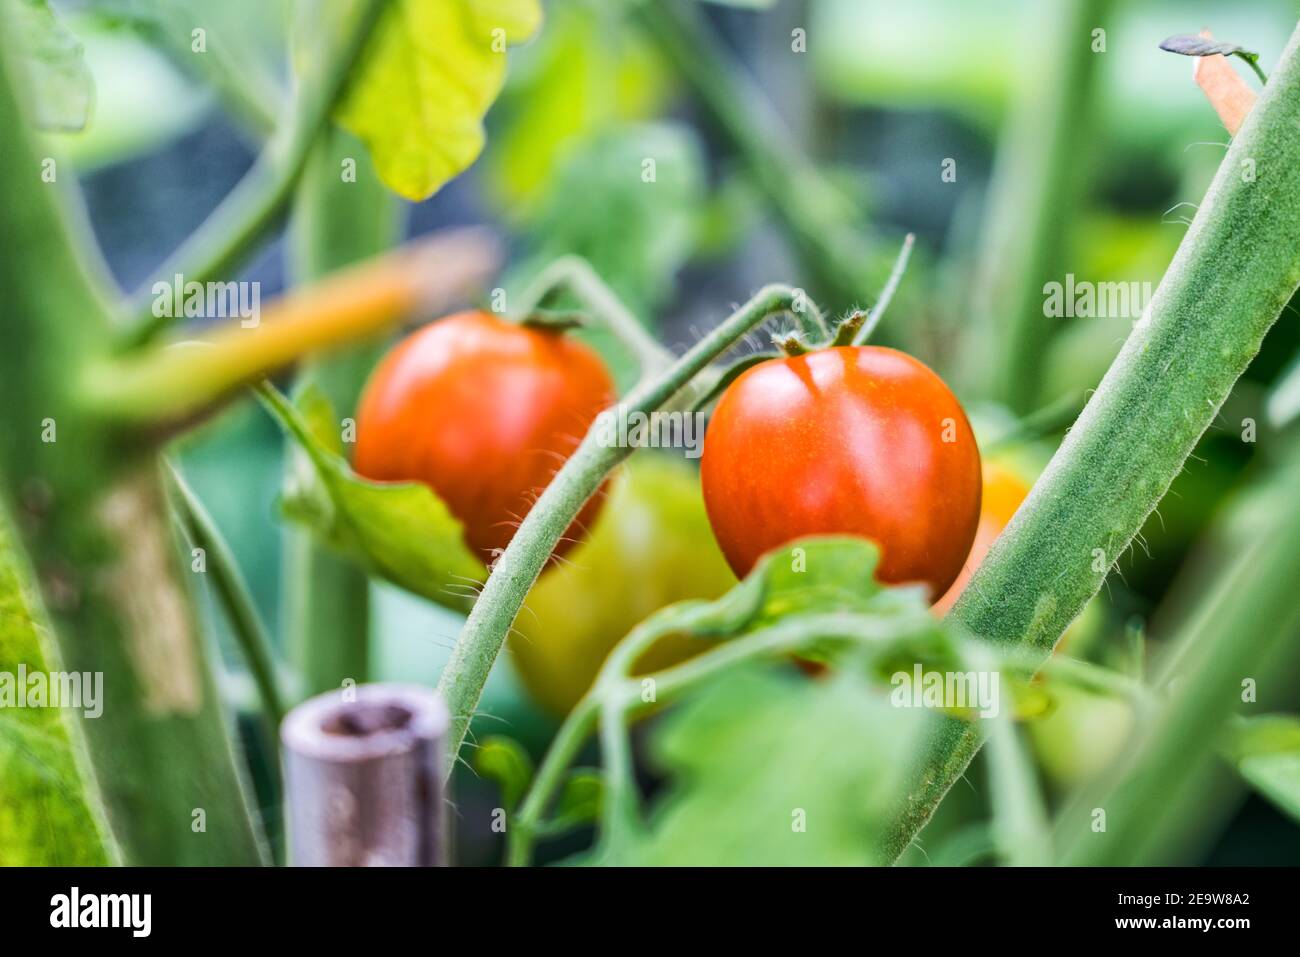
[631,0,876,307]
[1059,444,1300,865]
[0,18,266,865]
[886,22,1300,862]
[965,0,1111,409]
[436,285,803,770]
[118,0,391,347]
[283,130,401,698]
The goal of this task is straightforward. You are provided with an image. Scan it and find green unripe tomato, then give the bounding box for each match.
[508,452,736,715]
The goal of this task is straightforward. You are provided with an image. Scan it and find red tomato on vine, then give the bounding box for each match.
[354,310,615,565]
[701,345,982,599]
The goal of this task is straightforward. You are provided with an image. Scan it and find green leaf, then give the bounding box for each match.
[0,510,112,865]
[602,666,927,865]
[485,0,671,210]
[260,383,487,612]
[6,0,94,131]
[512,123,705,318]
[474,735,534,811]
[1224,715,1300,824]
[548,769,603,834]
[326,0,542,200]
[666,537,932,640]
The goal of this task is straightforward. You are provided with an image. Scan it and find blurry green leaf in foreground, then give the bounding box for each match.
[0,511,112,865]
[7,0,94,131]
[603,666,927,866]
[260,383,487,612]
[320,0,542,200]
[1225,715,1300,825]
[565,539,950,865]
[512,123,705,320]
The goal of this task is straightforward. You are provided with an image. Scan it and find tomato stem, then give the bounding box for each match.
[853,233,916,346]
[436,284,806,778]
[511,255,675,378]
[886,20,1300,863]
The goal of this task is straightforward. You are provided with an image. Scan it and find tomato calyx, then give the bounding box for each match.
[773,308,871,358]
[519,307,588,332]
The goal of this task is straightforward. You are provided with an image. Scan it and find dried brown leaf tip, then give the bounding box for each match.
[1161,29,1260,135]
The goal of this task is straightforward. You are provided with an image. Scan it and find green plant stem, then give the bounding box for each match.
[1058,444,1300,865]
[0,21,266,865]
[986,715,1052,866]
[436,284,803,773]
[964,0,1111,410]
[854,233,916,345]
[511,255,675,376]
[631,0,874,310]
[283,129,402,698]
[508,610,939,866]
[116,0,391,348]
[884,20,1300,863]
[167,465,287,733]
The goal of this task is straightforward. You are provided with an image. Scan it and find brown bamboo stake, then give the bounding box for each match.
[282,684,450,866]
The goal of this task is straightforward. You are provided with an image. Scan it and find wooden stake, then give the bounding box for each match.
[282,684,450,866]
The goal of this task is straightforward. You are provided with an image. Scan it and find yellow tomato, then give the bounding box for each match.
[933,461,1031,615]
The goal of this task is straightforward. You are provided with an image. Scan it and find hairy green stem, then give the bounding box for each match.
[885,21,1300,862]
[854,233,915,345]
[117,0,391,347]
[1059,443,1300,865]
[513,256,675,377]
[964,0,1111,409]
[436,285,803,773]
[0,20,266,865]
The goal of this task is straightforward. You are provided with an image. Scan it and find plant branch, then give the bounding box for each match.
[1058,443,1300,865]
[83,228,500,427]
[884,20,1300,862]
[511,255,675,377]
[116,0,392,347]
[436,284,804,774]
[508,610,941,865]
[167,464,287,733]
[854,233,916,345]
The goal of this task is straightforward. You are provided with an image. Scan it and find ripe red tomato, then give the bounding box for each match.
[354,310,615,565]
[700,345,982,598]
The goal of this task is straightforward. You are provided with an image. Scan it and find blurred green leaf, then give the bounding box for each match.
[474,735,534,811]
[486,0,670,210]
[316,0,541,200]
[0,512,112,865]
[1225,715,1300,825]
[549,769,603,834]
[260,383,487,612]
[512,122,705,319]
[6,0,94,131]
[598,665,926,865]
